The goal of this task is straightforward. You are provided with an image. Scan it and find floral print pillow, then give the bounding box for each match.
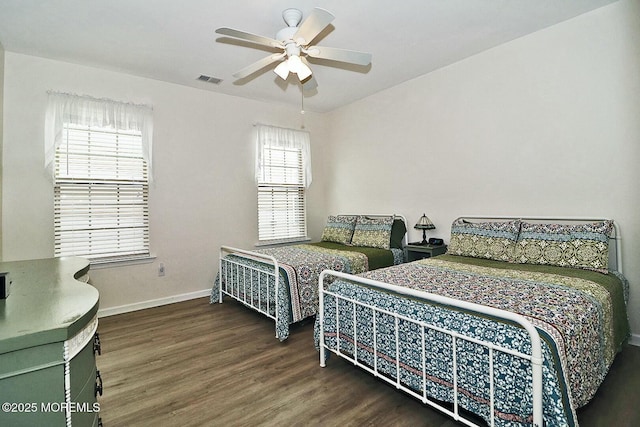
[514,220,613,273]
[350,216,394,250]
[321,215,358,245]
[447,218,521,262]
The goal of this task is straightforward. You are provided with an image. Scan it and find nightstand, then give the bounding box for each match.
[405,244,448,262]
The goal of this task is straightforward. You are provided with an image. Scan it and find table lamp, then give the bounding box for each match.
[414,214,435,245]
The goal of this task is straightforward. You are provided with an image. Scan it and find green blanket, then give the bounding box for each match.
[309,241,395,270]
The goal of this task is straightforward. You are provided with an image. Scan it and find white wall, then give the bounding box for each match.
[0,43,4,259]
[325,0,640,338]
[1,53,331,313]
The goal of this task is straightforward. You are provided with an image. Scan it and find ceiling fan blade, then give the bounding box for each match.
[293,8,334,46]
[305,46,372,66]
[216,27,284,49]
[233,53,286,79]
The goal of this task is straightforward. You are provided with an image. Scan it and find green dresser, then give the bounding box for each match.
[0,257,101,426]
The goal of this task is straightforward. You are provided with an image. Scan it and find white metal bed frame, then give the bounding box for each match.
[317,216,622,427]
[218,246,281,323]
[218,214,408,338]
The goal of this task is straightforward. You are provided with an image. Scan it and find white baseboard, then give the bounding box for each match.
[629,333,640,347]
[98,289,211,318]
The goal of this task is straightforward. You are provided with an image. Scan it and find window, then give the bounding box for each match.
[255,125,312,243]
[257,145,306,241]
[45,93,153,263]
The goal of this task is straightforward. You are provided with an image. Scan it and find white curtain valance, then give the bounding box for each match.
[255,124,312,188]
[44,92,154,180]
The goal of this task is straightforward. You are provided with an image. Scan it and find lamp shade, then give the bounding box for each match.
[414,214,435,230]
[274,61,290,80]
[295,60,312,80]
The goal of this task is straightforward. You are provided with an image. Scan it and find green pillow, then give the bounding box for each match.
[390,218,407,249]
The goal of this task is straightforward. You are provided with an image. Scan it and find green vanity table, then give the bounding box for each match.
[0,257,101,426]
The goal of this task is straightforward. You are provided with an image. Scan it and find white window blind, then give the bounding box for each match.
[258,145,307,242]
[54,123,149,261]
[255,124,311,243]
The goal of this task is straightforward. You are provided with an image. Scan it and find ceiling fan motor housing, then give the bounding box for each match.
[282,8,303,27]
[276,25,299,44]
[276,17,303,60]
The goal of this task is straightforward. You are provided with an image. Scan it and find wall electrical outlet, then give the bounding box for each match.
[158,262,165,277]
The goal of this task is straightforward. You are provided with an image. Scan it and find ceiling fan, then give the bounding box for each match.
[215,8,372,88]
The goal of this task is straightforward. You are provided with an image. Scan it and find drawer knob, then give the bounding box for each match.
[95,370,103,397]
[93,332,102,355]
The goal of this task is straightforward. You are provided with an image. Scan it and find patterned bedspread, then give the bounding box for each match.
[211,244,402,340]
[317,255,630,427]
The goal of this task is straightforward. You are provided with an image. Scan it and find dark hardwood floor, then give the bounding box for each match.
[96,297,640,427]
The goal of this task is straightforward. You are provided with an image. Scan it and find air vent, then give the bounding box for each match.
[197,75,222,84]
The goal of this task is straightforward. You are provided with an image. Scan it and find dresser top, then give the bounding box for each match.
[0,257,97,354]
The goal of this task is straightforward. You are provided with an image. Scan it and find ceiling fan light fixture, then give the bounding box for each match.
[296,64,312,81]
[274,61,290,80]
[287,54,303,71]
[273,55,312,81]
[288,55,312,80]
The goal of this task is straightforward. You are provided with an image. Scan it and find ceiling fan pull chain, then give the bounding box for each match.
[300,87,305,129]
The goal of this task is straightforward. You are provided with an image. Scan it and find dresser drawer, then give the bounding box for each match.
[70,363,101,427]
[0,364,66,426]
[68,337,97,397]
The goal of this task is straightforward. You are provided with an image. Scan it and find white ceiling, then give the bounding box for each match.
[0,0,617,113]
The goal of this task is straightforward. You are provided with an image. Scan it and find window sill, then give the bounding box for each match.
[89,254,157,269]
[255,237,311,248]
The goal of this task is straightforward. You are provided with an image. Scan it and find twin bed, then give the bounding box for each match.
[212,215,630,427]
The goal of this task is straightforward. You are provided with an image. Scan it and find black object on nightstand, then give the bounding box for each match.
[405,243,447,262]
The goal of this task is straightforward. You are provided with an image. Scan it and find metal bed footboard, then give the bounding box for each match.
[219,246,280,336]
[218,214,409,339]
[318,269,543,427]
